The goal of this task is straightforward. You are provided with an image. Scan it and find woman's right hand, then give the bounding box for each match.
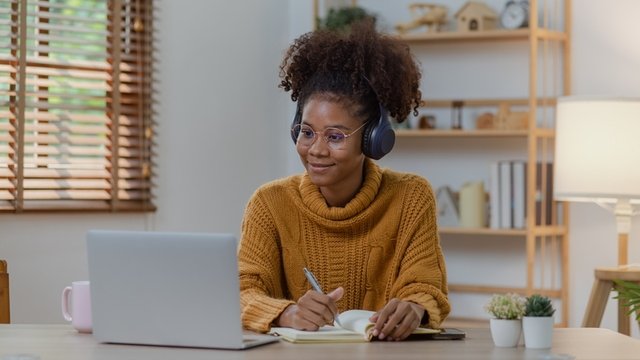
[276,287,344,330]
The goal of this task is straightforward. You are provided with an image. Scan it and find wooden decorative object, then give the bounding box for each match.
[395,3,448,34]
[496,102,529,130]
[475,112,495,129]
[454,1,498,32]
[451,101,464,129]
[418,115,436,129]
[503,112,528,129]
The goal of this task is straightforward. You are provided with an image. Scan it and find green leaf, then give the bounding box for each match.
[614,279,640,321]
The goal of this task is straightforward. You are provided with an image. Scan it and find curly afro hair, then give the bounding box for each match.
[279,19,421,124]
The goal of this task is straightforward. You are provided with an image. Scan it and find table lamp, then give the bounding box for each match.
[554,97,640,335]
[554,97,640,266]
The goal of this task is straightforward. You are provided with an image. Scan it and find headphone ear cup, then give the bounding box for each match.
[291,104,302,144]
[362,105,395,160]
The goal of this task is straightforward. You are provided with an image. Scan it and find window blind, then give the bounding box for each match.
[0,0,154,212]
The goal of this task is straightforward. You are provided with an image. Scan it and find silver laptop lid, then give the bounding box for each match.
[87,230,245,349]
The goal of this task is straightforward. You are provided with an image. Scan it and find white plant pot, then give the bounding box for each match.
[522,316,554,349]
[489,318,522,347]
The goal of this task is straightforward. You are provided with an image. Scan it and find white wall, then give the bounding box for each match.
[0,0,291,324]
[1,0,639,337]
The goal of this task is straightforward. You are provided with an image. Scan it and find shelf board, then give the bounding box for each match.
[439,226,567,237]
[533,225,568,236]
[421,98,558,107]
[397,28,567,44]
[534,128,556,138]
[448,284,562,298]
[396,128,555,138]
[397,129,528,138]
[440,227,526,236]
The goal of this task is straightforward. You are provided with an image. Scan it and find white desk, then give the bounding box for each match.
[1,325,639,360]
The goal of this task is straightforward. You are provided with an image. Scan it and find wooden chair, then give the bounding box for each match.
[0,260,9,323]
[582,267,640,335]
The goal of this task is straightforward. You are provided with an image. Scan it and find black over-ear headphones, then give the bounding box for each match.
[290,102,395,160]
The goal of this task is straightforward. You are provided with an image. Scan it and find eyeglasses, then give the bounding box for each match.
[292,123,367,150]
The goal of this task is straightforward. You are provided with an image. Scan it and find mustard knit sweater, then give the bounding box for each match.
[238,159,450,333]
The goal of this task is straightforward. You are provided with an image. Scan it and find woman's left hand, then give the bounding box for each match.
[369,298,425,341]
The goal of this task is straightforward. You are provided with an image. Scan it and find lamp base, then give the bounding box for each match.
[619,232,629,266]
[582,267,640,335]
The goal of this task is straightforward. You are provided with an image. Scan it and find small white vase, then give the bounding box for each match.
[522,316,554,349]
[489,318,522,347]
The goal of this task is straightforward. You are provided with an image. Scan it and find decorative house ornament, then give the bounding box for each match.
[454,1,498,32]
[396,3,448,34]
[436,186,460,227]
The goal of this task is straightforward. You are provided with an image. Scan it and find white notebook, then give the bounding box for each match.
[270,310,440,343]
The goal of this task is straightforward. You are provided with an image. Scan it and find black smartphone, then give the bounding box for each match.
[427,328,466,340]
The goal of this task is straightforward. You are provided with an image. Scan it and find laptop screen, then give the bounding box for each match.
[87,230,248,348]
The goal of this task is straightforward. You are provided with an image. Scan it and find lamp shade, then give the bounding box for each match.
[554,97,640,204]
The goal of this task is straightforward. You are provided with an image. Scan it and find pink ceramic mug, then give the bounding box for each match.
[61,280,92,333]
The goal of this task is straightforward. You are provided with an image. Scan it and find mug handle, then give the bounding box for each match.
[61,286,73,322]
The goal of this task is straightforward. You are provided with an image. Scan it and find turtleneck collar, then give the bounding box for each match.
[299,158,383,221]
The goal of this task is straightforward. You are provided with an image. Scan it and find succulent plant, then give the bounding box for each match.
[524,294,556,317]
[485,293,526,320]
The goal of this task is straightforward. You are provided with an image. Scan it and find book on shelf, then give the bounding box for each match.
[498,161,512,228]
[489,162,501,229]
[512,161,526,229]
[535,162,554,226]
[489,161,555,229]
[269,309,441,343]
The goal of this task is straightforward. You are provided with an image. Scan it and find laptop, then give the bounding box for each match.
[86,230,279,349]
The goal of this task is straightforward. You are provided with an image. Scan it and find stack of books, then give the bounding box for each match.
[489,161,554,229]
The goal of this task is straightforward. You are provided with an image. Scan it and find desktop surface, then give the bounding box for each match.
[1,324,639,360]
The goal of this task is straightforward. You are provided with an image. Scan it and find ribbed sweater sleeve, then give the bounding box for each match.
[389,177,450,329]
[238,190,294,333]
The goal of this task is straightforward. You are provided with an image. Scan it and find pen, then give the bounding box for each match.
[303,267,342,327]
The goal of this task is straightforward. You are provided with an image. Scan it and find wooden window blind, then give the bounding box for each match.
[0,0,154,212]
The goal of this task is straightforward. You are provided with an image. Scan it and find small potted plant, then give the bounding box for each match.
[485,293,526,347]
[522,294,556,349]
[316,6,376,32]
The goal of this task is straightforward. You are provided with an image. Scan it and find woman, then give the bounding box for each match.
[238,20,450,341]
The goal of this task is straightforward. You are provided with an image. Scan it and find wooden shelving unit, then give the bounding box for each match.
[394,0,572,326]
[312,0,572,326]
